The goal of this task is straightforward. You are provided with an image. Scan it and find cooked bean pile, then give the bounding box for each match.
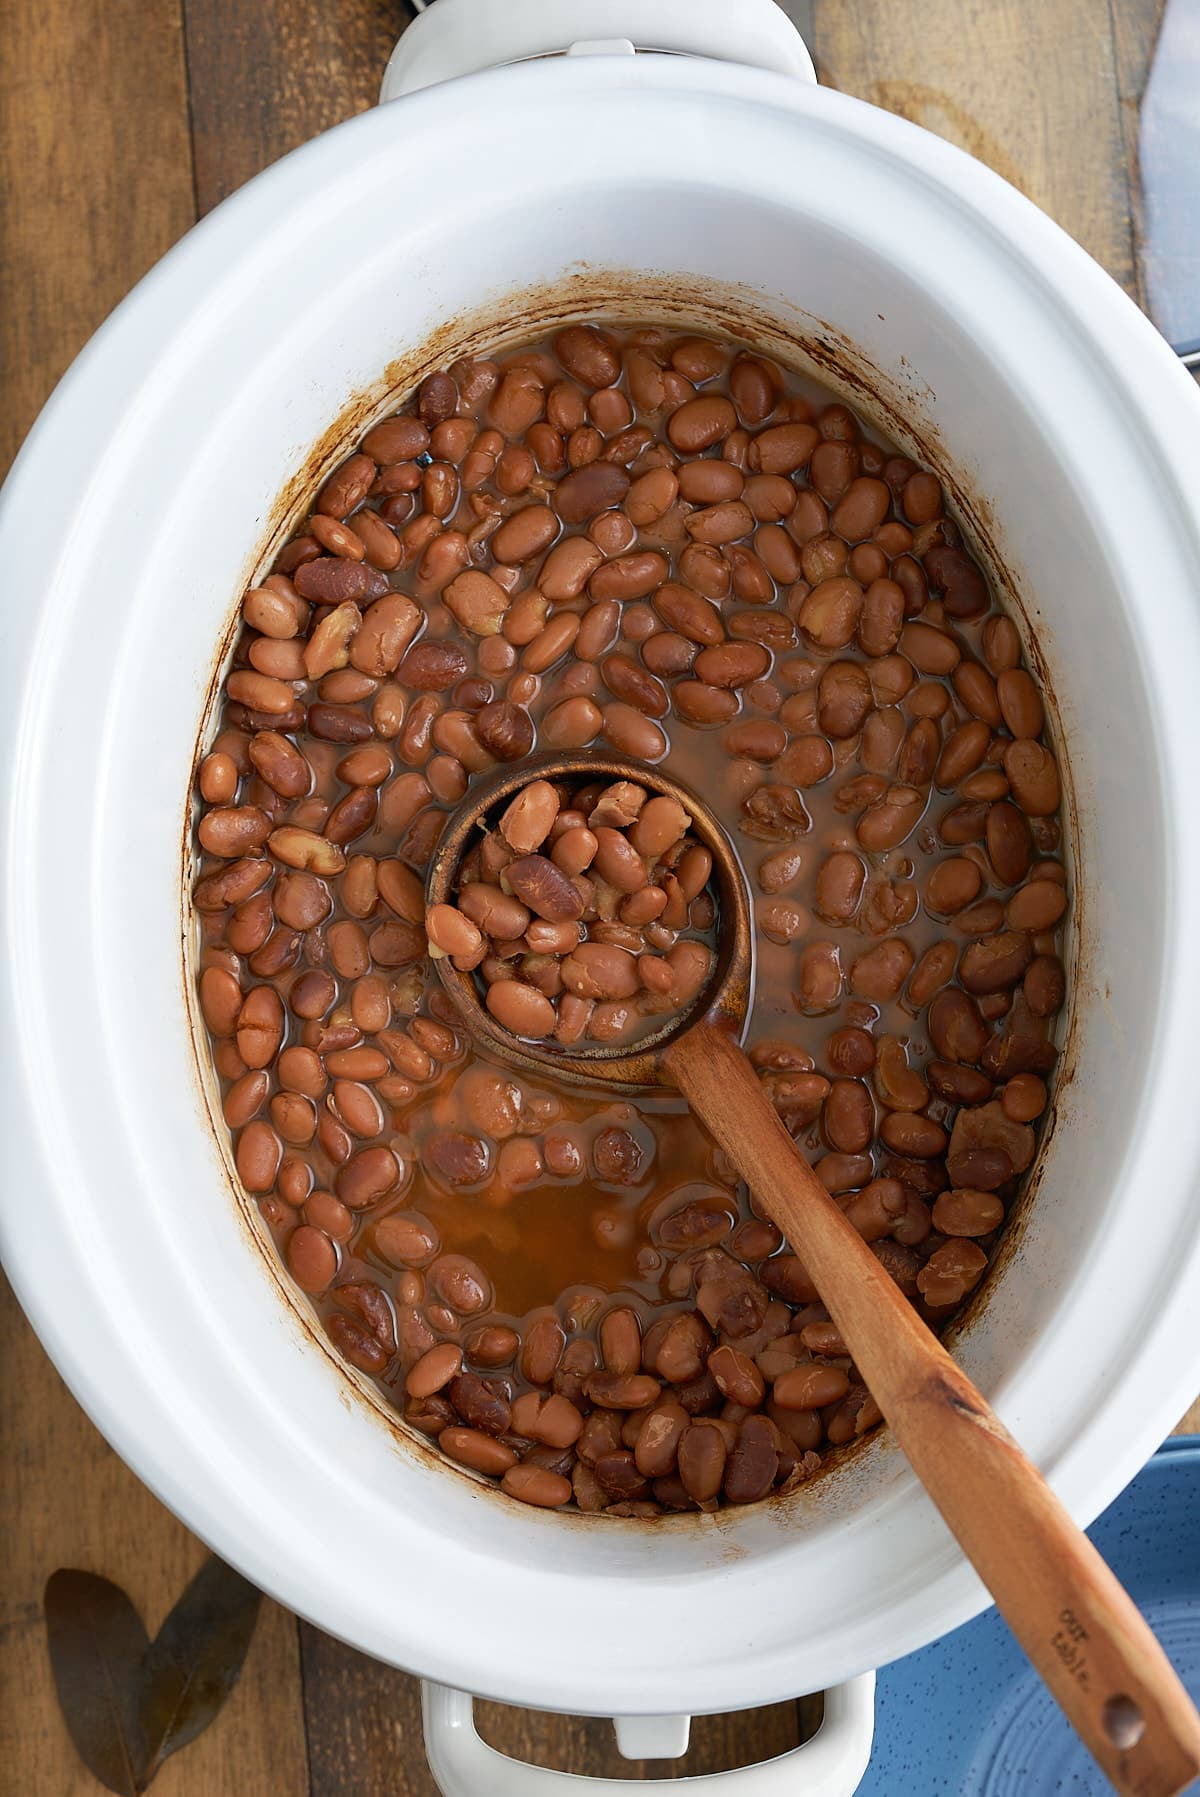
[436,774,718,1044]
[193,321,1069,1516]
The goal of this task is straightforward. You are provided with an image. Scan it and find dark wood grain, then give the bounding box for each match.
[812,0,1141,301]
[0,1278,311,1796]
[1107,0,1168,316]
[0,2,309,1786]
[300,1627,431,1797]
[473,1697,818,1783]
[301,1621,813,1794]
[0,0,198,474]
[0,1,1186,1791]
[183,0,407,214]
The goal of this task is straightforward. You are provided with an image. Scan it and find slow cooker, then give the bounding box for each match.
[3,1,1200,1788]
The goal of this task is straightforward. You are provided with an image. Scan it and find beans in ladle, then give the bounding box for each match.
[439,775,717,1045]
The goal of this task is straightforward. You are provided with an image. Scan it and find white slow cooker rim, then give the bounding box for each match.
[3,51,1200,1717]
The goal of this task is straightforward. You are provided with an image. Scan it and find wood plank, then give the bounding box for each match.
[1109,0,1168,124]
[473,1697,814,1782]
[0,0,198,475]
[1175,1399,1200,1436]
[182,0,814,216]
[1107,0,1167,314]
[811,0,1138,295]
[0,4,308,1783]
[182,0,405,215]
[300,1626,430,1797]
[301,1620,811,1795]
[0,1276,311,1796]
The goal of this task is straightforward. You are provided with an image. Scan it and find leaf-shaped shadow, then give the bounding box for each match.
[44,1570,151,1797]
[45,1556,263,1792]
[138,1556,263,1781]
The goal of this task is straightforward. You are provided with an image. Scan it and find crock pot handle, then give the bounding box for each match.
[380,0,817,102]
[420,1675,876,1796]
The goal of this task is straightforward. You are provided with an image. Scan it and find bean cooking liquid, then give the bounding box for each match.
[193,323,1068,1514]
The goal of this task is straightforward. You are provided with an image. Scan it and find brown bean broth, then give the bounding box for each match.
[193,321,1068,1513]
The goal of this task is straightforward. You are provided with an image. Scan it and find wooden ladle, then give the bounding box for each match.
[427,749,1200,1797]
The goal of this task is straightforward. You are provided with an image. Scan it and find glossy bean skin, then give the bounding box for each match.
[196,321,1068,1520]
[458,773,715,1043]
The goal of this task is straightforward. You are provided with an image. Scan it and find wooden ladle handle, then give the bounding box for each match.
[665,1022,1200,1797]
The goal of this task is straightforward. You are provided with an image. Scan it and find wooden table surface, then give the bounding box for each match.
[2,1,1194,1790]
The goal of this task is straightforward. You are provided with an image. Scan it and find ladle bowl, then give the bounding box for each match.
[425,748,752,1089]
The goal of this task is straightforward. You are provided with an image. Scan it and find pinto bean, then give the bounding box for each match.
[932,1188,1005,1236]
[342,594,419,678]
[987,802,1034,886]
[1004,739,1062,815]
[824,1079,875,1154]
[601,653,669,717]
[441,1428,519,1476]
[917,1241,989,1308]
[486,979,555,1038]
[684,499,755,546]
[625,466,679,526]
[496,780,557,854]
[925,545,989,619]
[634,1401,690,1479]
[850,939,914,1002]
[625,796,689,860]
[677,1422,728,1501]
[798,577,862,650]
[750,422,819,475]
[287,1226,337,1292]
[492,504,558,564]
[693,641,769,689]
[555,326,620,388]
[773,1365,850,1411]
[667,395,736,452]
[831,477,890,541]
[501,1465,573,1508]
[650,582,724,646]
[899,620,960,676]
[727,720,787,764]
[960,932,1034,994]
[925,858,981,917]
[1006,880,1068,931]
[928,986,989,1062]
[338,1146,404,1209]
[234,985,284,1069]
[818,662,873,738]
[814,852,865,924]
[601,703,667,760]
[724,1415,778,1503]
[589,551,669,602]
[587,828,646,895]
[796,940,843,1013]
[587,1372,661,1410]
[856,785,926,853]
[708,1346,766,1408]
[839,1178,907,1241]
[997,668,1045,739]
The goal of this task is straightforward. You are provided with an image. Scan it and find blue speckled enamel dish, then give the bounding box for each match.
[857,1437,1200,1794]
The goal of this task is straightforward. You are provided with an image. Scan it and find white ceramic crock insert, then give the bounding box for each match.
[3,0,1200,1791]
